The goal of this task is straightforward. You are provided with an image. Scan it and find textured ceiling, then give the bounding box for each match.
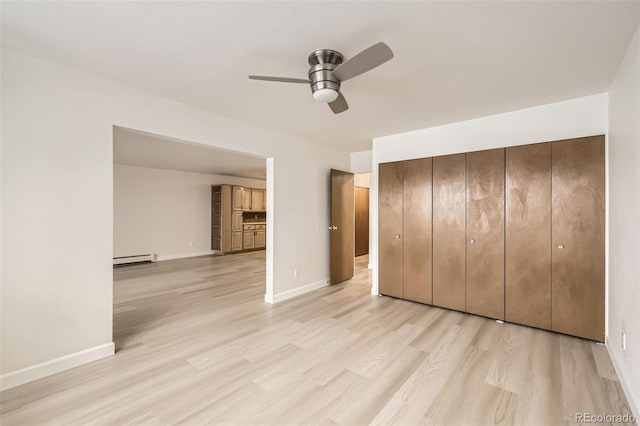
[114,127,266,179]
[2,1,638,152]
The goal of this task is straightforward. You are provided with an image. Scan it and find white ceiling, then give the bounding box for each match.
[2,2,638,152]
[113,127,266,179]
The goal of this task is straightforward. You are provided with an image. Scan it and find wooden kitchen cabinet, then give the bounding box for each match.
[241,188,252,211]
[243,229,255,249]
[255,229,266,248]
[213,184,268,254]
[251,189,266,211]
[232,186,243,210]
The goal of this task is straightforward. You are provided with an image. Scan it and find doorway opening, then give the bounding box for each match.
[354,172,371,273]
[111,126,272,350]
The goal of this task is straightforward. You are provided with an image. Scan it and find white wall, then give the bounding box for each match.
[114,164,266,260]
[370,93,608,298]
[350,150,373,173]
[608,26,640,418]
[354,173,371,189]
[0,48,349,389]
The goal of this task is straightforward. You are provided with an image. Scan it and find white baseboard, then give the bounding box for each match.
[0,342,115,391]
[266,279,329,304]
[606,344,639,421]
[155,250,216,262]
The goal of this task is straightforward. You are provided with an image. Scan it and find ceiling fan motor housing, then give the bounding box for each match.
[308,49,343,100]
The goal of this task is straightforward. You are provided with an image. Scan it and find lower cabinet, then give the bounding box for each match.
[378,135,605,341]
[255,226,266,248]
[243,224,266,251]
[243,230,255,249]
[232,231,243,251]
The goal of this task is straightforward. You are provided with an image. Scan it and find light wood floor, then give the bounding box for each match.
[1,252,634,425]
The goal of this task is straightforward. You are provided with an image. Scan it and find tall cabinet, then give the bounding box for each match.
[378,135,605,341]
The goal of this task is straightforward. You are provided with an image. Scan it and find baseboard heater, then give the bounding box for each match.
[113,254,154,266]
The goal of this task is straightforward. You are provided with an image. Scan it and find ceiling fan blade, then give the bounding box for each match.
[328,92,349,114]
[248,75,310,84]
[332,42,394,82]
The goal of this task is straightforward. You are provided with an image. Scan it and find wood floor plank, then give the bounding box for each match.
[1,253,634,425]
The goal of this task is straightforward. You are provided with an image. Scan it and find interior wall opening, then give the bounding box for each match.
[112,126,270,351]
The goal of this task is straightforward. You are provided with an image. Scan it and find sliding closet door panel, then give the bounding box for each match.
[432,154,466,311]
[466,148,505,320]
[403,158,433,304]
[505,143,551,329]
[552,136,605,341]
[378,161,404,298]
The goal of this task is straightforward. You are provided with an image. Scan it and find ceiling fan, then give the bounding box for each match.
[249,42,394,114]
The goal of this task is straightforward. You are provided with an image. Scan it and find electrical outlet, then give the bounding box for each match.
[622,331,626,351]
[294,268,299,279]
[190,241,196,248]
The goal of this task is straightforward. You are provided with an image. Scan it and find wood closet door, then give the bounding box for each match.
[552,136,605,341]
[432,154,466,311]
[378,162,404,298]
[466,148,505,320]
[403,158,432,304]
[505,143,551,329]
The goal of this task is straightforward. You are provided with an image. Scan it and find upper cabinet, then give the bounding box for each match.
[251,189,266,211]
[232,186,243,210]
[241,188,252,210]
[232,186,266,212]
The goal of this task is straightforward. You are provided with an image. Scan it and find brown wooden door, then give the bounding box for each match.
[466,148,505,320]
[378,162,403,298]
[432,154,466,311]
[505,143,551,329]
[354,187,370,256]
[330,169,355,284]
[551,136,605,341]
[403,158,433,304]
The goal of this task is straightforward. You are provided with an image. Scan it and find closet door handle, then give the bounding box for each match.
[557,244,565,249]
[469,239,475,244]
[394,235,401,239]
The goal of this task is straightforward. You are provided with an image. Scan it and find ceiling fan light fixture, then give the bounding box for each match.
[312,88,339,103]
[248,42,394,114]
